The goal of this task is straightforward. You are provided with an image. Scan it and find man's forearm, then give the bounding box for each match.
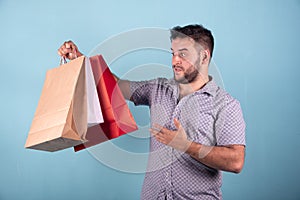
[186,142,245,173]
[150,121,245,173]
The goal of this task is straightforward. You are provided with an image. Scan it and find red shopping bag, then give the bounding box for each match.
[74,55,138,151]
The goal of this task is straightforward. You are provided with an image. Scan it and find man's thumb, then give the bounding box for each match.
[174,118,181,129]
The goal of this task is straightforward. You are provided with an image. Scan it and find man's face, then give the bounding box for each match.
[171,37,201,84]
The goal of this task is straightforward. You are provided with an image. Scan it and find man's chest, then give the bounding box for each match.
[150,93,217,145]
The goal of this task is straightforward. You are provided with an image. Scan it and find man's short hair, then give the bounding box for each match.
[170,24,214,58]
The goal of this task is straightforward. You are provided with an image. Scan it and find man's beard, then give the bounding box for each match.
[173,57,200,84]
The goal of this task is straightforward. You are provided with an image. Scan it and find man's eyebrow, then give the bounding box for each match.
[170,48,189,52]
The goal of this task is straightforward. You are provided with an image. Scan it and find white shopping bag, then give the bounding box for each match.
[85,58,104,127]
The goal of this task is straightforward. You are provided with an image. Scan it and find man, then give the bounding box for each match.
[58,24,246,200]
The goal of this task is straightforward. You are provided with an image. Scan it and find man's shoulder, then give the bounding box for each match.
[214,88,242,112]
[210,82,241,108]
[129,77,175,92]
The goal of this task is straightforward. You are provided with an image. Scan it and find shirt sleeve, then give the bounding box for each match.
[129,79,156,106]
[215,97,246,146]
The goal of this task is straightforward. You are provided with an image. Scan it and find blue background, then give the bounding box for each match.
[1,0,300,199]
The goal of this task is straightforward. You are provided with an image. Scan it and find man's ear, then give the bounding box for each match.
[200,49,210,64]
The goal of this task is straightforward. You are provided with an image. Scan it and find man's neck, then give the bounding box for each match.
[178,74,209,100]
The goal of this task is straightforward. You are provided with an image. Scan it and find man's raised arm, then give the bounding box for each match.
[58,40,131,100]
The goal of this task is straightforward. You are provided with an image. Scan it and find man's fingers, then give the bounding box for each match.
[152,123,170,134]
[58,45,68,56]
[149,128,167,143]
[65,42,71,49]
[62,48,72,55]
[65,42,77,53]
[64,40,74,47]
[149,128,168,136]
[149,128,160,136]
[57,49,63,57]
[57,40,80,60]
[152,123,163,130]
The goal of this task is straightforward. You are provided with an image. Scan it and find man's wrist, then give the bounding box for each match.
[181,140,193,152]
[185,142,213,160]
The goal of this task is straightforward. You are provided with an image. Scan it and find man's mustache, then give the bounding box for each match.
[172,65,184,70]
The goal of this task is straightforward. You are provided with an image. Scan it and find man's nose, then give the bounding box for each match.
[172,55,182,66]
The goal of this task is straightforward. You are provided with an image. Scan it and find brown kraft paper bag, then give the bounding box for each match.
[25,56,88,152]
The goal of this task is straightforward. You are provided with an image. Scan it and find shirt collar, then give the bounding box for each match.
[168,76,219,97]
[196,76,219,97]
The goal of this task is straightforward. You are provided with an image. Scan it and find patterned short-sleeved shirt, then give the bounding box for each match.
[130,77,246,200]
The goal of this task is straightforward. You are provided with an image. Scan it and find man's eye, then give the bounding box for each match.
[179,52,186,57]
[171,52,187,58]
